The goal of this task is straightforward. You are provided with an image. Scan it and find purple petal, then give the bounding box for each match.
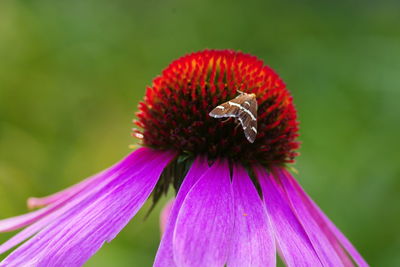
[27,147,156,209]
[154,157,210,267]
[0,206,59,233]
[1,148,175,267]
[0,173,118,255]
[0,148,156,234]
[0,148,162,254]
[276,167,347,266]
[27,173,102,209]
[255,166,322,267]
[227,164,276,267]
[0,171,112,233]
[288,173,369,267]
[173,159,234,267]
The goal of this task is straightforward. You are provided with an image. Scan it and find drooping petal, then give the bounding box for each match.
[173,159,234,267]
[0,148,175,267]
[0,163,126,255]
[0,171,121,255]
[227,164,276,267]
[0,205,60,233]
[27,148,154,209]
[255,166,322,267]
[0,148,156,234]
[288,173,369,267]
[154,157,209,267]
[1,171,112,233]
[27,173,102,209]
[276,167,348,266]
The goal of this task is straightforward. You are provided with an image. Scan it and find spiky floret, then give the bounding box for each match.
[135,49,299,166]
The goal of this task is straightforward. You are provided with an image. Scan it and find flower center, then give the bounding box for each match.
[134,49,299,166]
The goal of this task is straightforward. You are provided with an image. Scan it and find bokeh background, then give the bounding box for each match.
[0,0,399,266]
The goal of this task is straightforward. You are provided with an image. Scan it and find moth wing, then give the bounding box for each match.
[248,96,258,119]
[209,93,258,143]
[238,95,258,143]
[209,94,253,118]
[239,111,257,143]
[209,100,241,118]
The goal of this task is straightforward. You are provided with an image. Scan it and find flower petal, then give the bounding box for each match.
[277,168,347,266]
[288,174,369,267]
[255,166,322,267]
[0,206,59,233]
[154,157,209,267]
[0,148,156,234]
[27,173,101,209]
[227,164,276,267]
[0,171,120,255]
[1,170,112,233]
[0,148,175,267]
[173,159,234,267]
[0,148,168,256]
[27,148,154,209]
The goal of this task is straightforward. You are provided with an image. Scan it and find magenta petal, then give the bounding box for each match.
[0,206,59,233]
[154,157,210,267]
[0,166,123,256]
[27,172,103,209]
[27,147,156,209]
[227,164,276,267]
[255,166,322,267]
[0,148,159,255]
[173,160,234,267]
[0,173,110,233]
[0,148,175,267]
[0,170,110,233]
[0,169,120,255]
[276,168,346,266]
[289,174,369,267]
[0,147,157,234]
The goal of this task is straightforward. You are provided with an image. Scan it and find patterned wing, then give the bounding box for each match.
[209,92,258,143]
[238,95,258,143]
[208,94,248,118]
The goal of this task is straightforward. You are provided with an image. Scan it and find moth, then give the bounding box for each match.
[209,91,258,143]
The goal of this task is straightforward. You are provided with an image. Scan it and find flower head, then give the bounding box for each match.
[135,50,299,165]
[0,50,368,266]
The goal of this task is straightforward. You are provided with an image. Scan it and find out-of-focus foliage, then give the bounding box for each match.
[0,0,399,266]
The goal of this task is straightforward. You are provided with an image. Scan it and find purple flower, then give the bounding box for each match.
[0,50,368,266]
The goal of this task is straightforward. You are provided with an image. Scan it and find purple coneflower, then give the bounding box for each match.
[0,50,368,266]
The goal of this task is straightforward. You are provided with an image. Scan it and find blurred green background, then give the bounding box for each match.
[0,0,399,266]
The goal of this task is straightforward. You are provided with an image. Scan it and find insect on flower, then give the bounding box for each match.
[0,49,368,267]
[209,90,258,143]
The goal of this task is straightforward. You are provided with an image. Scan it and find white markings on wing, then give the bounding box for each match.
[228,101,241,108]
[209,113,225,118]
[210,92,258,143]
[243,108,256,120]
[238,117,247,129]
[228,101,256,121]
